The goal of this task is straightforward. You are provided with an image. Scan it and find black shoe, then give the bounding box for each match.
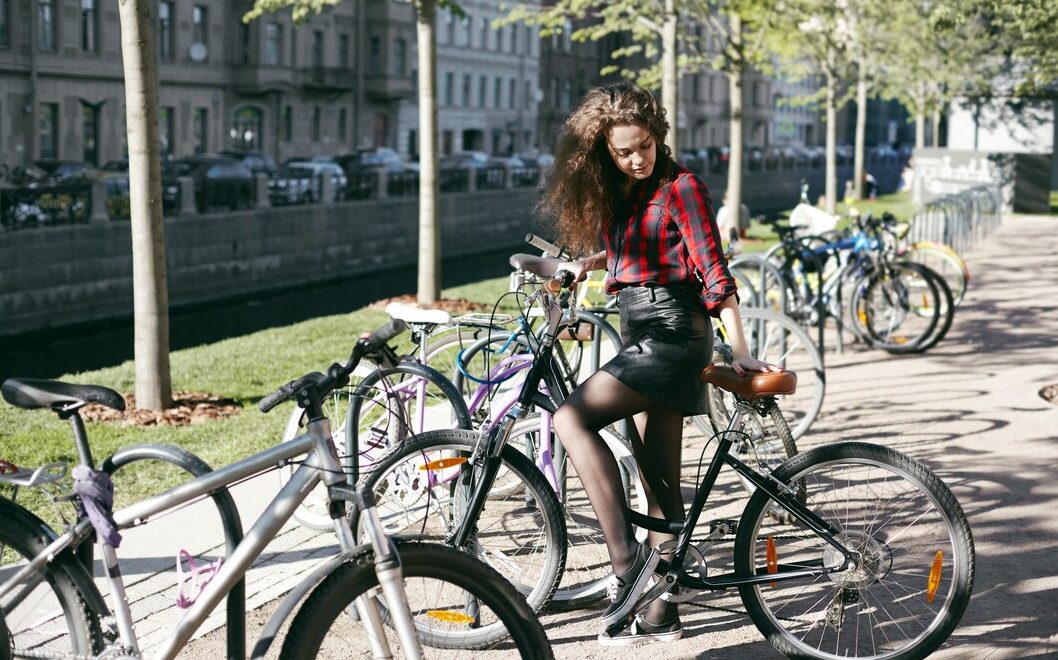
[601,544,660,627]
[598,615,683,647]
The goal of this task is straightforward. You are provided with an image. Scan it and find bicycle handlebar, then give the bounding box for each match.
[258,318,409,414]
[525,233,568,259]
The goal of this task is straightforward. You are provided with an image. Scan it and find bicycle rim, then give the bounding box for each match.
[736,443,974,660]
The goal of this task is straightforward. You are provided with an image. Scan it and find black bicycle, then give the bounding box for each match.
[609,364,975,659]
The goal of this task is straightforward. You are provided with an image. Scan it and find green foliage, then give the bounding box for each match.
[244,0,464,24]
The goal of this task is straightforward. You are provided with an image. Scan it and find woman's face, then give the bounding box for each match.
[606,124,656,182]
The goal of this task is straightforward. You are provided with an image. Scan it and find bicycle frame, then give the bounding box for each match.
[0,417,425,660]
[625,404,857,594]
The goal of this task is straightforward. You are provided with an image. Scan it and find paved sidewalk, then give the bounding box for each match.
[159,214,1057,658]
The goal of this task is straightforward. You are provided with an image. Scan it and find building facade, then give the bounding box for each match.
[0,0,415,168]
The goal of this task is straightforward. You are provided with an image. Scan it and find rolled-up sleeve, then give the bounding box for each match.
[667,172,738,316]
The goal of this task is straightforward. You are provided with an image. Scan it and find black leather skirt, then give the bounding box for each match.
[599,282,713,416]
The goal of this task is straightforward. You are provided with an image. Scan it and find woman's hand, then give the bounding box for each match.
[555,258,593,287]
[730,355,782,377]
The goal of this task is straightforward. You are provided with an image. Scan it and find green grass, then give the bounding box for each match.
[1051,191,1057,214]
[0,276,516,524]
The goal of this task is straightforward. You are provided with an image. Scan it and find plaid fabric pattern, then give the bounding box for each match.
[603,165,737,316]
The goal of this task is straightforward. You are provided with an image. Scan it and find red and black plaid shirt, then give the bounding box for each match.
[603,164,737,316]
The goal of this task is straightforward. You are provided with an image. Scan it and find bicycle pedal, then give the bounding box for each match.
[709,518,738,535]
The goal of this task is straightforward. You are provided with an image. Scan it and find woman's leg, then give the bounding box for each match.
[553,370,654,575]
[630,405,685,624]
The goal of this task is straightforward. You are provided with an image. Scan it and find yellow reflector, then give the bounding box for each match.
[857,310,867,324]
[893,336,909,345]
[927,550,943,603]
[427,609,475,625]
[419,457,468,471]
[766,535,778,587]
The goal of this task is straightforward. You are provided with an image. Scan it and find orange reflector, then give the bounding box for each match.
[419,457,468,471]
[426,609,475,625]
[926,550,943,603]
[766,535,778,587]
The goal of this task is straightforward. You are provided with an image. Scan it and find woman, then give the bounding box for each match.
[545,82,779,646]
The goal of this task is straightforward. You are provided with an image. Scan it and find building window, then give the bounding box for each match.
[238,23,250,64]
[39,103,58,159]
[81,0,97,52]
[283,106,293,141]
[159,2,173,60]
[369,37,381,75]
[339,34,349,67]
[0,0,8,46]
[38,0,55,50]
[511,23,518,53]
[509,78,516,110]
[444,72,454,106]
[525,81,532,110]
[462,74,471,107]
[494,76,501,108]
[193,108,207,154]
[82,104,99,165]
[561,79,572,109]
[394,38,406,76]
[311,30,323,68]
[192,6,208,47]
[479,17,488,50]
[159,106,174,157]
[312,106,320,142]
[338,108,347,143]
[479,75,486,108]
[447,11,455,43]
[233,107,262,150]
[265,23,282,65]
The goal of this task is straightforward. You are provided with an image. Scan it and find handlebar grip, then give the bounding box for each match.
[259,372,324,413]
[364,318,408,350]
[525,233,564,258]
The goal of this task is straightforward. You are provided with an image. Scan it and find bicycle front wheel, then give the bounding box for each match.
[734,442,974,660]
[281,541,553,658]
[362,430,566,616]
[0,498,103,658]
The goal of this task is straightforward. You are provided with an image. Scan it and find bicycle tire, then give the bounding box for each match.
[425,327,506,401]
[361,430,566,615]
[900,261,955,353]
[734,442,974,660]
[280,541,554,657]
[902,243,968,307]
[849,262,941,354]
[696,307,825,441]
[0,497,103,658]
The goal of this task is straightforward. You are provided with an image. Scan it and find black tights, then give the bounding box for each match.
[553,370,685,624]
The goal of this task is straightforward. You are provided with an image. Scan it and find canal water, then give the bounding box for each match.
[0,248,517,382]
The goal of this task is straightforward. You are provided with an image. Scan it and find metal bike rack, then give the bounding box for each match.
[102,444,246,660]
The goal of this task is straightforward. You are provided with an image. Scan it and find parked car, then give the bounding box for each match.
[162,155,255,212]
[220,150,277,176]
[23,160,99,188]
[285,161,348,199]
[268,164,317,205]
[100,159,129,173]
[440,151,489,169]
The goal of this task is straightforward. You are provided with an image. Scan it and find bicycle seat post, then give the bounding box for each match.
[58,405,95,469]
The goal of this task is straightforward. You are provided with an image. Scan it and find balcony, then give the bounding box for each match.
[231,66,297,94]
[297,66,356,92]
[366,74,415,101]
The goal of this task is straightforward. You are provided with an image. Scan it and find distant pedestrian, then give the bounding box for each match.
[716,192,749,240]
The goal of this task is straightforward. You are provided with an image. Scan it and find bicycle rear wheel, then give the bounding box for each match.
[850,262,941,354]
[361,430,566,616]
[281,541,553,657]
[901,243,968,307]
[734,442,974,660]
[0,498,103,658]
[698,307,825,441]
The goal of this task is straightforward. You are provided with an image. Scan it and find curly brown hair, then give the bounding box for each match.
[538,82,673,257]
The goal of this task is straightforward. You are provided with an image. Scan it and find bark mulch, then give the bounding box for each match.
[82,391,240,427]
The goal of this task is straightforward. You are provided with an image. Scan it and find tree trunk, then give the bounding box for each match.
[117,0,171,410]
[725,15,744,234]
[931,106,941,147]
[824,72,837,215]
[915,110,926,149]
[853,71,867,201]
[661,0,678,155]
[416,0,440,304]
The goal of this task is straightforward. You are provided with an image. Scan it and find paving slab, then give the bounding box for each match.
[131,213,1058,658]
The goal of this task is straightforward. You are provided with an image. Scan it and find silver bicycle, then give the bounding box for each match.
[0,320,552,659]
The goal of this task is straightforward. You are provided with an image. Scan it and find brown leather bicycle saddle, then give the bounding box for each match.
[699,365,797,400]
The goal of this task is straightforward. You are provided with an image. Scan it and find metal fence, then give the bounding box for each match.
[907,185,1003,253]
[0,182,94,230]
